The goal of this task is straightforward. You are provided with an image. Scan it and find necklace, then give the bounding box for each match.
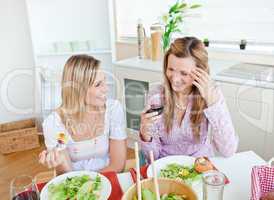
[175,102,187,111]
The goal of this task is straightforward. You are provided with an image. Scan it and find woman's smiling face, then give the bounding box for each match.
[166,54,196,93]
[85,70,108,107]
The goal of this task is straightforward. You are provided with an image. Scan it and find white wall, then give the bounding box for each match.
[0,0,35,123]
[26,0,111,54]
[25,0,114,120]
[116,0,274,43]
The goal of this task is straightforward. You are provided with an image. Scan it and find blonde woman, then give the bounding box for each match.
[140,37,238,160]
[39,55,127,174]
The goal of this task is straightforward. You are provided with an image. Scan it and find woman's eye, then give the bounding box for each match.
[95,82,101,87]
[180,72,188,76]
[168,68,174,72]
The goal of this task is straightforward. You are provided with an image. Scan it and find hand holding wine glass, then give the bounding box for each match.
[140,92,164,142]
[10,175,39,200]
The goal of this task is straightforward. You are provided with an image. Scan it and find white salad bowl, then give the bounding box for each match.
[40,170,111,200]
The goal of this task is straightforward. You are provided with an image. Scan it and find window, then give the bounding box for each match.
[115,0,274,45]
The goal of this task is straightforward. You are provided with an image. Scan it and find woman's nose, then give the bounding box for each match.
[102,83,108,93]
[171,73,181,83]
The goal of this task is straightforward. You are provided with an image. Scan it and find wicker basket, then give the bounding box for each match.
[0,118,40,154]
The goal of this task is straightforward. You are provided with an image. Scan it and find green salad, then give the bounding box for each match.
[48,175,101,200]
[133,189,187,200]
[160,163,201,184]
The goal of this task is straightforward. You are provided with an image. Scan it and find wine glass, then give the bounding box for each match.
[10,175,40,200]
[145,92,164,139]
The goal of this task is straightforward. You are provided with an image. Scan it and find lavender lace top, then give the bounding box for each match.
[140,85,238,160]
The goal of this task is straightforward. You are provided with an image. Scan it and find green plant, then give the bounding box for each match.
[203,38,209,47]
[203,38,209,43]
[162,1,201,52]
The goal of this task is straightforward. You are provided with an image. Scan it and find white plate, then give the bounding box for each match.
[147,155,201,186]
[40,171,111,200]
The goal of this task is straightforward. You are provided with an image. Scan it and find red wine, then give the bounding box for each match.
[12,191,39,200]
[146,106,164,115]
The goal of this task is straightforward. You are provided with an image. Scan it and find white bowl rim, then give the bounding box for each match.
[40,170,111,200]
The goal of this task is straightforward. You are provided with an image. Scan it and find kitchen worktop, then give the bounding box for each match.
[114,57,274,90]
[39,57,274,90]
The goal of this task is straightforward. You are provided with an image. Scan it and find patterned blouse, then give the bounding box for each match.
[140,85,238,160]
[43,99,127,171]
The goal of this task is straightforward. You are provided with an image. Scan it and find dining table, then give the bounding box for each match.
[117,151,266,200]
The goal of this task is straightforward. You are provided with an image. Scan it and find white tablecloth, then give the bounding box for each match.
[117,151,266,200]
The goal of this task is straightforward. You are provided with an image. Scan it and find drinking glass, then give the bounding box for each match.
[203,170,225,200]
[10,175,40,200]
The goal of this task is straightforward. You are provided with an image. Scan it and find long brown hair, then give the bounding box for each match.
[163,37,209,139]
[57,54,100,131]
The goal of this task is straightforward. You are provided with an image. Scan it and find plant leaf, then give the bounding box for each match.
[175,15,183,23]
[169,1,179,14]
[162,14,168,24]
[190,4,202,9]
[178,3,187,9]
[174,28,182,33]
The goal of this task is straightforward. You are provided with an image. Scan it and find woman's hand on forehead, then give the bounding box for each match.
[190,67,219,106]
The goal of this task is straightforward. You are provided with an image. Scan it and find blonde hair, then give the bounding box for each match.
[57,54,100,132]
[163,37,209,139]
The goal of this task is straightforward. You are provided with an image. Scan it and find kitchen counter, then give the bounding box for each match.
[114,57,274,90]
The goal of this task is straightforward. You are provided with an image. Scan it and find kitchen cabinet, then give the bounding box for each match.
[216,82,274,159]
[114,64,162,147]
